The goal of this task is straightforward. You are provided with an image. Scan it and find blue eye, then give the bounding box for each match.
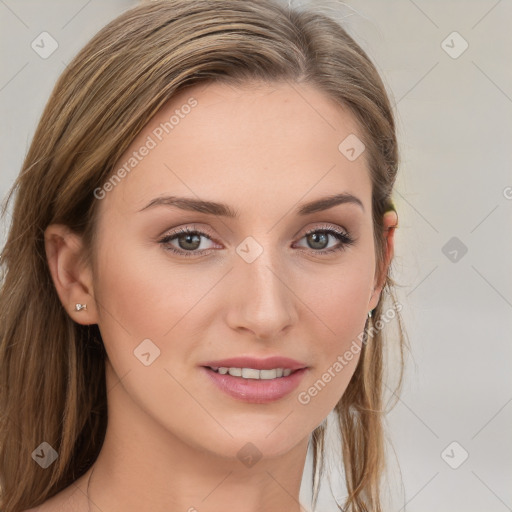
[158,224,355,258]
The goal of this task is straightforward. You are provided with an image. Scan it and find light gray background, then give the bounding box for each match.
[1,1,511,511]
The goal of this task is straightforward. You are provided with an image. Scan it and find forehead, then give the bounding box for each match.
[97,80,371,217]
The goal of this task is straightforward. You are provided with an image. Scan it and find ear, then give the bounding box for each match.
[44,224,99,325]
[368,210,398,311]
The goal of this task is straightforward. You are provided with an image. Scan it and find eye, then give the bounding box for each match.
[158,226,219,258]
[293,225,355,255]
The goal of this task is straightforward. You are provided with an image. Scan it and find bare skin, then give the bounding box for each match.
[37,80,397,512]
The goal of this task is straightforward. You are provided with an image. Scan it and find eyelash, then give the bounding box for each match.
[158,224,355,258]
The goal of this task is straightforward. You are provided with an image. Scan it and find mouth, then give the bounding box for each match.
[205,366,300,379]
[200,365,308,403]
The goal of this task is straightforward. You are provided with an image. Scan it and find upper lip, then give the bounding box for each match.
[200,356,307,371]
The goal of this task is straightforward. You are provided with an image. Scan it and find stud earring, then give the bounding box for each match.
[368,310,373,319]
[75,303,87,311]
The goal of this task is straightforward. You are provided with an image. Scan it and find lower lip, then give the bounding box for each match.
[200,367,308,403]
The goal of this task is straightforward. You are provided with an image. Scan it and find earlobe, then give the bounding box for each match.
[44,224,98,325]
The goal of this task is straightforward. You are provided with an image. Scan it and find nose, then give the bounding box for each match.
[225,243,297,340]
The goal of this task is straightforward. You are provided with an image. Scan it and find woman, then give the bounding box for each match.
[0,0,408,510]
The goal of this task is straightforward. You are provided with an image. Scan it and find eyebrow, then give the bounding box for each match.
[138,192,365,217]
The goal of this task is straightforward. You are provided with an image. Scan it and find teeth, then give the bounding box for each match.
[242,368,260,379]
[259,369,277,379]
[210,367,296,379]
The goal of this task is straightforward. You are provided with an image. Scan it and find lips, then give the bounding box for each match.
[201,366,308,403]
[198,355,309,403]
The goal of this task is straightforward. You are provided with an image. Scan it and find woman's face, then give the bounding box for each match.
[90,80,385,460]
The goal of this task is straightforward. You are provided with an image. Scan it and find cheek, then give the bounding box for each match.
[295,254,374,340]
[291,258,374,419]
[93,231,200,336]
[91,236,215,437]
[327,269,373,341]
[92,231,224,377]
[94,246,162,339]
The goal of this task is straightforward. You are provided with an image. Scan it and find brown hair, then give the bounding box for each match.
[0,1,409,510]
